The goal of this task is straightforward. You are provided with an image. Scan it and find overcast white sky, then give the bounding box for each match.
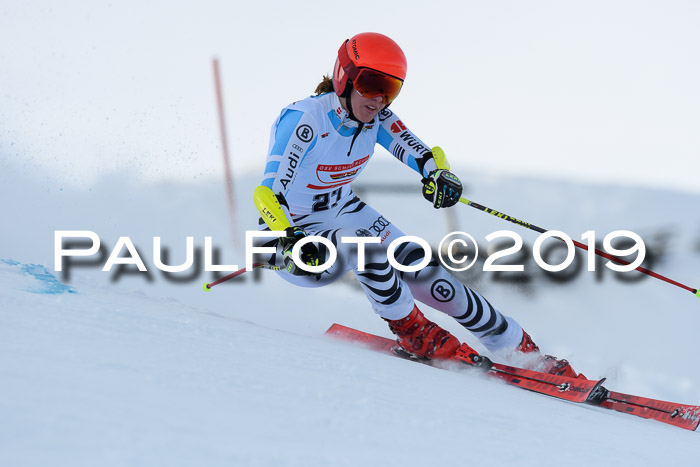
[1,1,699,193]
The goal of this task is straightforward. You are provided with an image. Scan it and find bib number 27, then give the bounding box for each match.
[312,188,343,212]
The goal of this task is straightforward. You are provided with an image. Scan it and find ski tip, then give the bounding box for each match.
[695,288,700,298]
[202,282,212,292]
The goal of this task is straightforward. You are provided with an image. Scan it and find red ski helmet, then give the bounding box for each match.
[333,32,407,105]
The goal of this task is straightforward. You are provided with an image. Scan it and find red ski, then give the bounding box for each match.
[325,323,603,404]
[326,323,700,431]
[590,389,700,431]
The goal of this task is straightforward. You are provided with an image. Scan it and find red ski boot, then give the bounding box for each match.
[386,305,461,360]
[516,330,585,379]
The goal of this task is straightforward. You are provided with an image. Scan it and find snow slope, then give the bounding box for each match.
[1,157,699,466]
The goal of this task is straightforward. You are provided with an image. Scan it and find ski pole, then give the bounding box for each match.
[458,197,700,298]
[202,263,283,291]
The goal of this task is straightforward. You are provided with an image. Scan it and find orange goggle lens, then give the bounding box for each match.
[353,68,403,105]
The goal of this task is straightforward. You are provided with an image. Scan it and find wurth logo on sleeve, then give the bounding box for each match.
[390,120,407,133]
[397,131,431,156]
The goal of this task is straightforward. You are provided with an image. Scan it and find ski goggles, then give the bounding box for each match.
[337,41,404,105]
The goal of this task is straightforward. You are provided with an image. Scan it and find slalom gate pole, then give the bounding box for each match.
[203,263,283,292]
[212,57,239,248]
[458,197,699,298]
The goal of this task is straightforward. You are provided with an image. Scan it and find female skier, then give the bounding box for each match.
[253,32,581,377]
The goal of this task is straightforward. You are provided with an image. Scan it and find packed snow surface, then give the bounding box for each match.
[4,3,700,464]
[1,158,699,466]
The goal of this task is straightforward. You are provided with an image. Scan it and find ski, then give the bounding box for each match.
[587,388,700,431]
[326,323,700,431]
[325,323,604,404]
